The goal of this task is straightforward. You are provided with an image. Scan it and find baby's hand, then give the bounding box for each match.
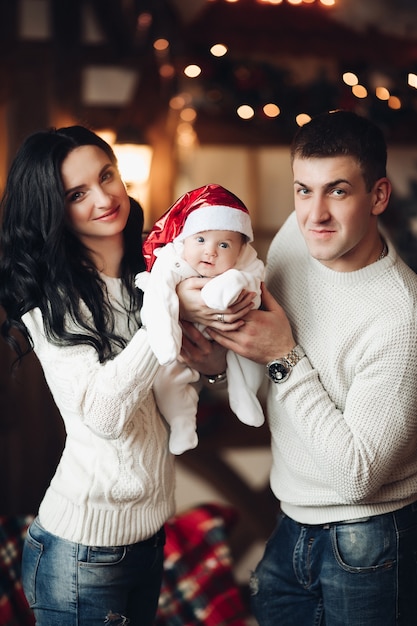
[178,278,254,328]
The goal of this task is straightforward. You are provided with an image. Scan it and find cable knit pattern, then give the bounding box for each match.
[265,212,417,525]
[22,275,175,546]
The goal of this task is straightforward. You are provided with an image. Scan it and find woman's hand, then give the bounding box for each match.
[177,277,255,330]
[180,320,227,375]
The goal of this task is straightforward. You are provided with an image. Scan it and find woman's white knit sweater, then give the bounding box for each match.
[266,212,417,525]
[23,275,175,546]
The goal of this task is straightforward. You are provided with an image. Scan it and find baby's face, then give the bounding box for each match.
[182,230,244,277]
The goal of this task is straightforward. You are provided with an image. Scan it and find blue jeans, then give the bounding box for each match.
[250,502,417,626]
[22,517,165,626]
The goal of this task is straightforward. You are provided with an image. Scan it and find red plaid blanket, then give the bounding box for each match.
[0,515,35,626]
[156,503,249,625]
[0,505,249,626]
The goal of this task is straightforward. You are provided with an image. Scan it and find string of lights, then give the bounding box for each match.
[143,1,417,144]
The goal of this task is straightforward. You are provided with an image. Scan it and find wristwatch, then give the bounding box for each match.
[266,345,306,384]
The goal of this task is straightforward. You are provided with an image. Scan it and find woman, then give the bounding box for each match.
[0,125,228,625]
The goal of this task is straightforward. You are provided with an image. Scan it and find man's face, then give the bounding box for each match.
[293,155,388,272]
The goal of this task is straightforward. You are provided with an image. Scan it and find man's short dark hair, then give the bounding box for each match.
[290,110,387,191]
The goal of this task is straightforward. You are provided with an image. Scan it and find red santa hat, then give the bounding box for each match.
[142,183,253,271]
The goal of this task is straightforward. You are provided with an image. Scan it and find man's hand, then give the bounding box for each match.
[180,320,227,375]
[205,284,296,365]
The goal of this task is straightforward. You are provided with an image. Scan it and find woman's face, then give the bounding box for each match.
[61,145,130,248]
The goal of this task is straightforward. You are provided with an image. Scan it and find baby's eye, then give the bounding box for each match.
[196,236,205,243]
[219,242,229,249]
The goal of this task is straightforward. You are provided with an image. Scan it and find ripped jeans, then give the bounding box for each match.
[250,502,417,626]
[22,516,165,626]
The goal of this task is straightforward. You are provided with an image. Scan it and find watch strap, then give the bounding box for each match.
[282,345,306,367]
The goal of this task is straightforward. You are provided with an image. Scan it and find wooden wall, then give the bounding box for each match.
[0,324,65,514]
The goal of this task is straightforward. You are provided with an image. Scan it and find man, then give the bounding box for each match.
[183,110,417,625]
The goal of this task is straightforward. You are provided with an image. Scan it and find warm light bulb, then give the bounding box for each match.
[153,38,169,51]
[237,105,255,120]
[184,65,202,78]
[210,44,228,57]
[342,72,358,86]
[352,84,367,98]
[296,113,311,126]
[159,64,175,79]
[376,86,390,100]
[180,107,197,122]
[137,12,152,30]
[388,96,401,110]
[408,73,417,88]
[263,103,280,117]
[170,95,186,110]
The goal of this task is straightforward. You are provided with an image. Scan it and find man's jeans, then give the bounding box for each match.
[22,516,165,626]
[250,502,417,626]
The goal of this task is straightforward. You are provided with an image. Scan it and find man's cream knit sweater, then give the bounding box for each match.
[266,212,417,525]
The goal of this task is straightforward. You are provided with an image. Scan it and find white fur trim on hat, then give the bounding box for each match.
[176,205,253,242]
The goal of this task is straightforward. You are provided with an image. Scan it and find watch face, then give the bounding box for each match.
[268,360,290,383]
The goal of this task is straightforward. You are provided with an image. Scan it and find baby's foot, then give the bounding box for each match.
[169,429,198,455]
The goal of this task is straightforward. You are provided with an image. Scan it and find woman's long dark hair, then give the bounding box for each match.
[0,126,145,363]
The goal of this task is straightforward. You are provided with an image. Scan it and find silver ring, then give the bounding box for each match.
[216,313,225,323]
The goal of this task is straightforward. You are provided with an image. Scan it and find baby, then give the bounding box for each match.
[136,183,265,454]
